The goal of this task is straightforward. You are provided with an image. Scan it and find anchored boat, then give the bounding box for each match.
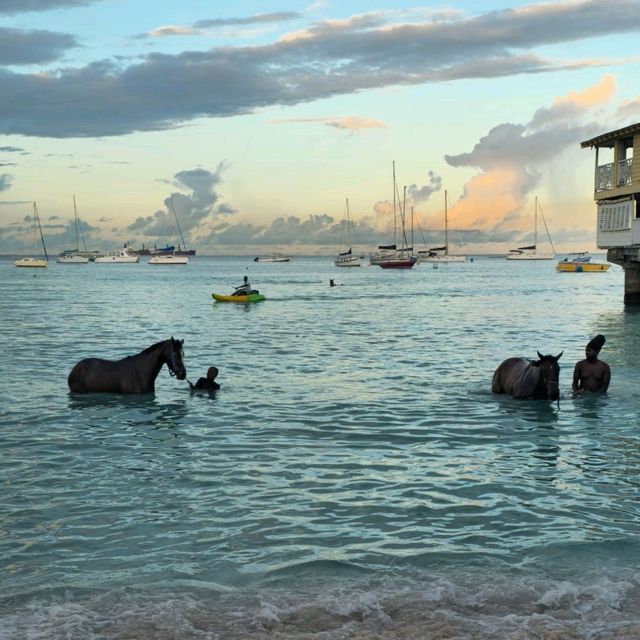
[556,252,611,272]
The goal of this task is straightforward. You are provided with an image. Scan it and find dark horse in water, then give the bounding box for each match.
[491,351,563,400]
[68,337,186,393]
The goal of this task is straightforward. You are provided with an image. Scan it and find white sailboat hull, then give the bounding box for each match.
[57,254,90,264]
[15,257,48,268]
[506,251,554,260]
[335,255,362,267]
[148,254,189,265]
[419,253,466,263]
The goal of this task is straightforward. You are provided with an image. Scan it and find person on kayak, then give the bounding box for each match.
[232,275,252,296]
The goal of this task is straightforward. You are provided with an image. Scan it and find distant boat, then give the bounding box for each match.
[556,252,611,272]
[95,249,140,264]
[418,190,466,263]
[57,196,90,264]
[148,254,189,265]
[148,195,191,264]
[335,198,362,267]
[378,163,416,269]
[254,253,292,262]
[507,197,555,260]
[15,202,49,268]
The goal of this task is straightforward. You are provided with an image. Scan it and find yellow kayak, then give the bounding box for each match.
[212,293,266,303]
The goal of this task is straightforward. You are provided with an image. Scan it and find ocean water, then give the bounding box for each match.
[2,255,640,639]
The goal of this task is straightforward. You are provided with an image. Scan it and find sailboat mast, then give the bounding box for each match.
[170,194,188,249]
[346,197,351,248]
[411,206,414,251]
[392,161,397,247]
[73,195,79,253]
[534,196,538,249]
[34,202,48,261]
[444,190,449,256]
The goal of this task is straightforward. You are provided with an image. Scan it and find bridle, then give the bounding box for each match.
[540,362,560,404]
[166,341,183,377]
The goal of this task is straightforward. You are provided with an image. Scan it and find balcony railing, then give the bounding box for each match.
[618,158,633,186]
[595,158,634,191]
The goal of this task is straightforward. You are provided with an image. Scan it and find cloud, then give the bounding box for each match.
[201,212,382,248]
[1,0,639,137]
[0,28,78,65]
[0,174,14,191]
[272,116,387,132]
[136,12,301,39]
[125,164,235,242]
[617,97,640,122]
[0,146,26,153]
[407,171,442,203]
[194,12,301,28]
[442,76,614,239]
[0,0,100,14]
[141,26,204,39]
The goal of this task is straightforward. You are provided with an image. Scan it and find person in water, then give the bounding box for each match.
[572,334,610,393]
[232,275,252,296]
[190,366,221,390]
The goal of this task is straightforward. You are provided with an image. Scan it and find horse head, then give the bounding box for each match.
[167,337,186,380]
[536,351,563,400]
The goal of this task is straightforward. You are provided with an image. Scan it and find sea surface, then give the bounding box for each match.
[2,255,640,639]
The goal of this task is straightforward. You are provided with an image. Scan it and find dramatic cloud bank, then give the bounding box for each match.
[0,0,100,14]
[0,28,77,65]
[442,75,616,242]
[1,0,639,137]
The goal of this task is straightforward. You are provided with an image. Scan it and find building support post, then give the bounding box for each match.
[623,262,640,305]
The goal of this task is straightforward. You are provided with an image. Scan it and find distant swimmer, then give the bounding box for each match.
[573,334,610,393]
[189,366,221,391]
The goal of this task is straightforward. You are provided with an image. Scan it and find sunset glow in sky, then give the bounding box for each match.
[2,0,640,255]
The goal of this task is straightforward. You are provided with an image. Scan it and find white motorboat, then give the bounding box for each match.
[95,249,140,263]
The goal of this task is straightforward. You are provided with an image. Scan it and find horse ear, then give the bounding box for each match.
[180,339,184,345]
[555,351,563,361]
[537,351,543,360]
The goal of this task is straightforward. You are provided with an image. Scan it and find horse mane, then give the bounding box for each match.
[139,339,171,355]
[119,339,171,363]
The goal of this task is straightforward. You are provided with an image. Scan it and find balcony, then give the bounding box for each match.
[595,158,633,191]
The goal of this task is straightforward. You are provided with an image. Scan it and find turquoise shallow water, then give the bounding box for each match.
[2,255,640,638]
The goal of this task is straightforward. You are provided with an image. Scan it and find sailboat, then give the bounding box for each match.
[378,163,416,269]
[57,196,90,263]
[507,197,555,260]
[418,190,466,263]
[15,202,49,268]
[334,198,361,267]
[149,195,189,265]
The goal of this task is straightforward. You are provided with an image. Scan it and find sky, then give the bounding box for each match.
[2,0,640,256]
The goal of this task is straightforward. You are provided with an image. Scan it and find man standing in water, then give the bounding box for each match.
[573,334,611,393]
